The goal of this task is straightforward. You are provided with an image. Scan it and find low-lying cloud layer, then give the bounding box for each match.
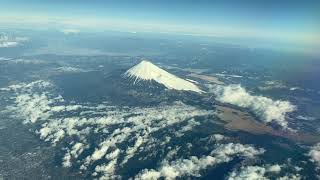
[211,84,296,129]
[5,80,257,179]
[1,80,310,179]
[136,143,265,180]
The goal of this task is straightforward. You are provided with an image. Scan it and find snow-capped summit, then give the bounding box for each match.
[124,60,203,93]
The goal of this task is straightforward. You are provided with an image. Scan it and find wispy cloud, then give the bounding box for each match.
[60,29,80,35]
[0,34,28,48]
[54,66,87,73]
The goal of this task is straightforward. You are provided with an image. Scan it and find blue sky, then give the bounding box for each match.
[0,0,319,51]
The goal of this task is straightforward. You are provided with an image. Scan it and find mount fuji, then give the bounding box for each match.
[124,60,203,93]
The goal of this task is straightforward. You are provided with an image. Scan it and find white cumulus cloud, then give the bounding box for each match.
[308,143,320,169]
[4,80,216,179]
[136,143,265,180]
[210,84,296,129]
[228,164,303,180]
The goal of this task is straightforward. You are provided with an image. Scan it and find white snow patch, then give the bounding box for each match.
[125,60,203,93]
[186,78,199,84]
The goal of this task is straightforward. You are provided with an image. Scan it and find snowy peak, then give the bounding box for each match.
[124,60,203,93]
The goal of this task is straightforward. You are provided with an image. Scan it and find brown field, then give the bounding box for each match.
[215,105,320,145]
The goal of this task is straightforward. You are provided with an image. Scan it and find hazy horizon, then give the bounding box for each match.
[0,0,319,54]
